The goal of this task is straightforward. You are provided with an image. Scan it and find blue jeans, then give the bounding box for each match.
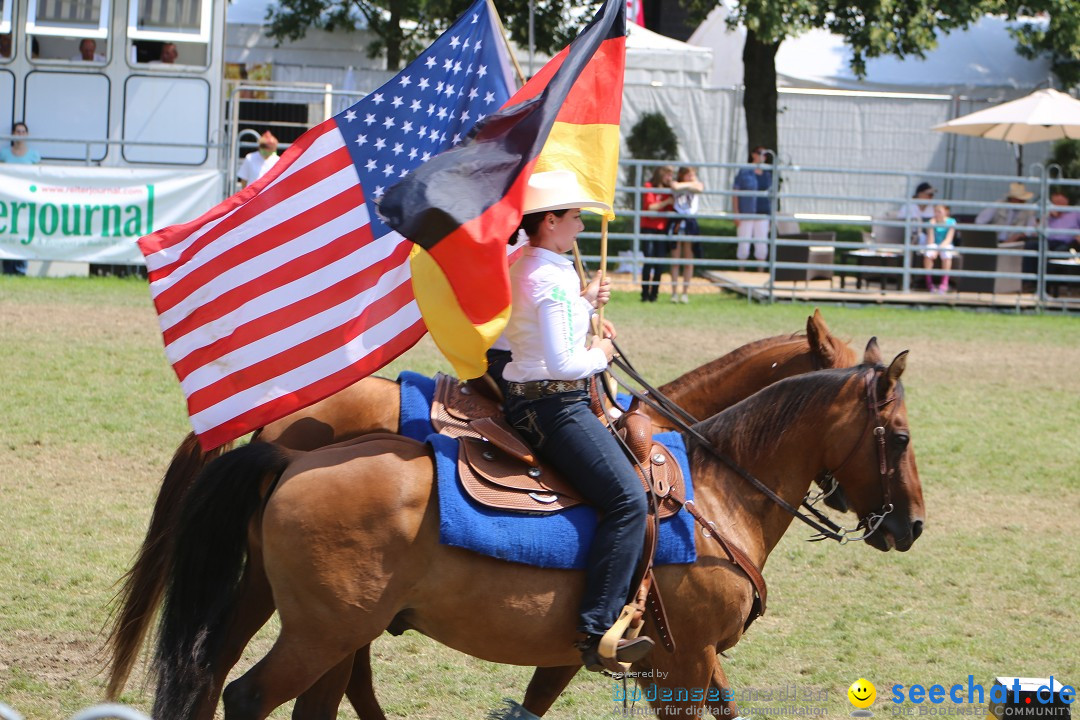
[505,389,647,636]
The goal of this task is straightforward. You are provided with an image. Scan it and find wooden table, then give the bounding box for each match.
[843,248,903,290]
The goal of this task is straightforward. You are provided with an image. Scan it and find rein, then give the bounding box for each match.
[609,344,897,545]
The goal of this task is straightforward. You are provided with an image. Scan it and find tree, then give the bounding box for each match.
[624,111,679,188]
[678,0,1000,158]
[1009,0,1080,90]
[263,0,602,71]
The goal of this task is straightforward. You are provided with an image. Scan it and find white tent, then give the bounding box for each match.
[623,21,713,87]
[689,6,1053,95]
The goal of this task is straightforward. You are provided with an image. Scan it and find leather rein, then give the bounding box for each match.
[607,346,899,546]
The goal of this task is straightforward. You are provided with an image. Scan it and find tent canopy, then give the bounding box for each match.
[689,7,1052,94]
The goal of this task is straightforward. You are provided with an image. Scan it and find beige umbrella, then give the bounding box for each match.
[933,88,1080,143]
[933,88,1080,173]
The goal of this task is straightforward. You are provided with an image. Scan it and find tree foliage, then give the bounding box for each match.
[674,0,1080,156]
[263,0,602,70]
[1048,139,1080,190]
[626,112,679,161]
[1009,0,1080,90]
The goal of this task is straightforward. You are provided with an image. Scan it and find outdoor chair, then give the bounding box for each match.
[775,231,835,284]
[957,230,1022,294]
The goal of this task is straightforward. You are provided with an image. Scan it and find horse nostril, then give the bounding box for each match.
[911,520,923,540]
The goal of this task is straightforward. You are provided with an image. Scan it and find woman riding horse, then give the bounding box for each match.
[502,169,653,671]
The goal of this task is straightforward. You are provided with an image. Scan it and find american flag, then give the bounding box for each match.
[138,0,515,450]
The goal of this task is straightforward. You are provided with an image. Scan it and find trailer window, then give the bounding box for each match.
[26,0,110,39]
[128,0,211,43]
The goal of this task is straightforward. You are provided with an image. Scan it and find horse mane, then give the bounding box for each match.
[693,364,869,462]
[659,332,805,394]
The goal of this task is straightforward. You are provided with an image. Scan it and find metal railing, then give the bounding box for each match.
[582,158,1080,310]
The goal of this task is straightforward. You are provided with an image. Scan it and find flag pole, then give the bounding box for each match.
[598,215,609,329]
[572,242,588,290]
[487,0,527,87]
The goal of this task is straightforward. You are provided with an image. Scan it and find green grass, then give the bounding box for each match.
[1,277,1078,719]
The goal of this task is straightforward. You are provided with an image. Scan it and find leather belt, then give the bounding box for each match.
[506,378,589,399]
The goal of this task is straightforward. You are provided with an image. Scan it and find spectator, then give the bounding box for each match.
[667,165,704,304]
[732,146,772,268]
[1,121,41,165]
[898,181,936,245]
[1043,190,1080,252]
[975,182,1036,243]
[1,122,39,275]
[156,42,178,64]
[639,164,674,302]
[71,38,106,63]
[1017,190,1080,279]
[237,131,280,189]
[924,204,957,294]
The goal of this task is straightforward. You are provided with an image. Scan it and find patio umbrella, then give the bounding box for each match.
[933,88,1080,144]
[933,88,1080,173]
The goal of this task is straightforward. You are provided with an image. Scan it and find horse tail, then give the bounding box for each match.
[151,441,291,720]
[104,431,232,700]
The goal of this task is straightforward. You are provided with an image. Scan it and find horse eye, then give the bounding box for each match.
[892,433,910,447]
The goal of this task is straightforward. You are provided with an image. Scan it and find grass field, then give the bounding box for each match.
[1,276,1078,719]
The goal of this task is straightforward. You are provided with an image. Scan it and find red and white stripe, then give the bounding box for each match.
[140,119,425,450]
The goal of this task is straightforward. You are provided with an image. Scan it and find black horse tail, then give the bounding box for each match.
[151,441,292,720]
[104,431,232,700]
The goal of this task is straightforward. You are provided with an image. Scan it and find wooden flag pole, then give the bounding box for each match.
[487,0,527,87]
[598,215,609,329]
[572,242,588,290]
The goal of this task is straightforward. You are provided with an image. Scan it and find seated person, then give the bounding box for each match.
[0,33,11,59]
[975,182,1036,243]
[1044,190,1080,252]
[71,38,106,63]
[923,204,956,294]
[151,42,178,64]
[897,181,936,244]
[1018,190,1080,278]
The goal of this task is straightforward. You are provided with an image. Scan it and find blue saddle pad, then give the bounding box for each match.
[398,371,698,569]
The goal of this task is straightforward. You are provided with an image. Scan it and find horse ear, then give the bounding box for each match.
[863,337,882,366]
[806,309,834,365]
[878,350,909,397]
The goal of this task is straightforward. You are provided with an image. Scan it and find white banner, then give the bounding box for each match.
[0,166,223,264]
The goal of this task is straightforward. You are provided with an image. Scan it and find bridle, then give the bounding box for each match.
[608,349,901,545]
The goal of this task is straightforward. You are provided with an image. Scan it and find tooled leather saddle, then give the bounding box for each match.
[429,372,686,517]
[430,372,687,652]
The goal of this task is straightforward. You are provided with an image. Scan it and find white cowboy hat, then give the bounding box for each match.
[523,170,611,215]
[1007,182,1034,201]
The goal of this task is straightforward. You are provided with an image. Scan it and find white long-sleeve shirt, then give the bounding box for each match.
[502,246,608,383]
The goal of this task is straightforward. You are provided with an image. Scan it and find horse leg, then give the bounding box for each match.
[642,646,717,717]
[704,661,742,719]
[520,665,581,717]
[293,654,354,720]
[345,644,387,720]
[222,624,361,720]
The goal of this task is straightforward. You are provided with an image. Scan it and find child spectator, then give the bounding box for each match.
[667,165,704,303]
[924,203,956,293]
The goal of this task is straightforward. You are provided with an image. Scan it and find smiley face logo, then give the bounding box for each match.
[848,678,876,711]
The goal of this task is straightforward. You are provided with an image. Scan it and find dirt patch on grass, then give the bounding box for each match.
[1,299,159,345]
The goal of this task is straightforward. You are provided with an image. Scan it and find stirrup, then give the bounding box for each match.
[596,604,647,672]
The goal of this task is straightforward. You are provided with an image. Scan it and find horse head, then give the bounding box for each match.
[826,338,926,552]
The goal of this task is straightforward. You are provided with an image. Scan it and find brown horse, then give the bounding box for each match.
[107,311,854,716]
[150,340,923,720]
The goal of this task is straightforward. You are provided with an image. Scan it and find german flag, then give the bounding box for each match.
[380,0,626,379]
